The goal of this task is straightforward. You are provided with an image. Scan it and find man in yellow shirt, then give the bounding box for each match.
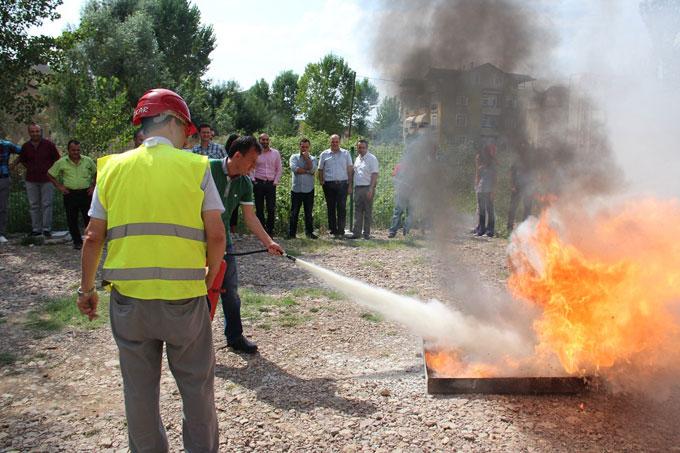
[47,140,96,249]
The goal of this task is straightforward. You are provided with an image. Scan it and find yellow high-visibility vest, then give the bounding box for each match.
[97,143,208,300]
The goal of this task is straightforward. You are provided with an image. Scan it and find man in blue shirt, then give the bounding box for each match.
[318,134,353,237]
[288,138,318,239]
[192,123,226,159]
[0,138,21,243]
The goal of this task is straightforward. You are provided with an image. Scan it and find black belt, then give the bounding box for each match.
[0,175,9,179]
[355,185,370,187]
[255,178,274,183]
[325,180,348,184]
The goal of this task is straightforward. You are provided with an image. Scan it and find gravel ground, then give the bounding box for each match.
[1,230,679,452]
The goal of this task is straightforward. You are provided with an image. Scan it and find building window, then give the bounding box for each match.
[456,114,468,127]
[456,95,469,106]
[492,76,503,88]
[454,135,468,146]
[481,115,498,129]
[481,94,498,108]
[505,96,517,108]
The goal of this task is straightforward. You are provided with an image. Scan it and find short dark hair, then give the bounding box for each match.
[228,135,262,158]
[67,139,80,149]
[357,139,368,147]
[299,138,310,145]
[225,133,240,151]
[199,123,211,131]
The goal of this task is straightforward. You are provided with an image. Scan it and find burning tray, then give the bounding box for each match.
[424,346,593,395]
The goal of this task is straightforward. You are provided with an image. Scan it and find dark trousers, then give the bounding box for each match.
[322,181,348,235]
[476,192,495,235]
[220,245,243,343]
[507,189,533,231]
[289,190,314,237]
[253,180,276,235]
[352,186,373,238]
[230,208,238,230]
[64,189,91,245]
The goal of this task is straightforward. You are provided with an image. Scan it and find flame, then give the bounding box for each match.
[507,198,680,388]
[425,349,498,378]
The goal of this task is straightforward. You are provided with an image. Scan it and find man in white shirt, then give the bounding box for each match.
[351,139,379,239]
[318,134,353,237]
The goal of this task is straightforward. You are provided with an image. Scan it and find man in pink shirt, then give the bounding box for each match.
[251,133,282,235]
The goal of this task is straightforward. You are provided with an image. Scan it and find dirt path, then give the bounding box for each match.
[1,232,679,452]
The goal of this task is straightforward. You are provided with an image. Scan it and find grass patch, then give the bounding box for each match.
[241,289,307,328]
[339,237,424,250]
[0,352,17,366]
[281,237,333,256]
[291,287,344,301]
[278,312,310,328]
[360,312,383,323]
[0,313,5,325]
[24,293,110,332]
[365,260,385,270]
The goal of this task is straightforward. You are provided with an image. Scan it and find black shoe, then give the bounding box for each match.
[287,234,297,239]
[387,231,396,238]
[486,231,495,238]
[227,335,258,354]
[43,231,52,238]
[363,235,371,240]
[306,233,318,239]
[73,243,82,250]
[30,231,42,237]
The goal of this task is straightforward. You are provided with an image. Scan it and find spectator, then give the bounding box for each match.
[288,137,318,239]
[318,134,353,238]
[475,143,497,237]
[47,140,96,249]
[210,136,285,353]
[17,123,60,237]
[507,142,534,232]
[77,88,226,452]
[0,138,22,243]
[192,123,226,159]
[251,133,282,236]
[351,139,379,239]
[225,133,241,236]
[133,128,145,147]
[388,160,411,238]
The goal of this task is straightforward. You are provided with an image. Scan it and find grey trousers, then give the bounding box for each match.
[0,178,9,235]
[352,186,374,238]
[109,289,218,453]
[25,181,54,233]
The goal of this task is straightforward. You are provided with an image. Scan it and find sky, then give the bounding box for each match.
[32,0,651,92]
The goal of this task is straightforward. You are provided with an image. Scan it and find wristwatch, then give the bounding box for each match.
[77,286,97,297]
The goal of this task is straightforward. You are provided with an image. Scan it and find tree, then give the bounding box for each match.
[296,54,377,135]
[373,96,402,143]
[74,77,135,155]
[270,70,299,135]
[0,0,63,123]
[351,79,379,136]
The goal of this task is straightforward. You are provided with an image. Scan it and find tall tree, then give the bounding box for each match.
[270,70,299,135]
[373,96,402,143]
[351,79,379,136]
[0,0,63,124]
[296,54,377,135]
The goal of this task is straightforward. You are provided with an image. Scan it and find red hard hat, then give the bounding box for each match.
[132,88,197,136]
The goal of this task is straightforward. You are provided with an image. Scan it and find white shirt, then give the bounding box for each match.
[353,152,379,187]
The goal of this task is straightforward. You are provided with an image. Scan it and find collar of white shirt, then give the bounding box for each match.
[143,136,174,148]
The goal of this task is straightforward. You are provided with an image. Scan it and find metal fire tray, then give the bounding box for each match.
[423,347,593,395]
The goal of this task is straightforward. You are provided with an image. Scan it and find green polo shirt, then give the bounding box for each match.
[48,155,96,190]
[209,159,254,246]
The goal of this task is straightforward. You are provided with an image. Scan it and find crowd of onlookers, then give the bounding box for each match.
[0,122,535,247]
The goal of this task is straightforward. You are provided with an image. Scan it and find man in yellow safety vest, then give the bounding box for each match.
[76,88,226,452]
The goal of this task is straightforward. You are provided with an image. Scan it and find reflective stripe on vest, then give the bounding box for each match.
[102,267,205,281]
[108,222,206,242]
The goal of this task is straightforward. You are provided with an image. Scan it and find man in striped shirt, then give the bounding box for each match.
[192,123,226,159]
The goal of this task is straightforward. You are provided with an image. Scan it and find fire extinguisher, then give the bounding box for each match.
[207,259,227,321]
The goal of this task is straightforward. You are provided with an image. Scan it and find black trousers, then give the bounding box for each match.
[476,192,495,235]
[322,181,348,235]
[253,179,276,235]
[289,190,314,237]
[507,189,533,230]
[64,189,91,245]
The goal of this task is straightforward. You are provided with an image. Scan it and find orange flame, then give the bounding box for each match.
[424,349,499,378]
[507,198,680,387]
